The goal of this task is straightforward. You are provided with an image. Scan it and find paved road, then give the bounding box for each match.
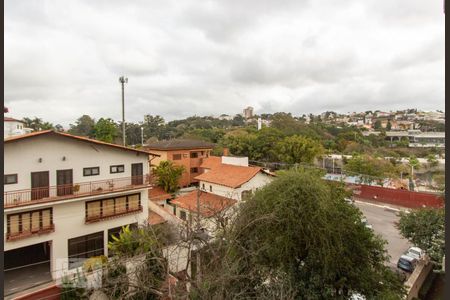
[354,200,411,268]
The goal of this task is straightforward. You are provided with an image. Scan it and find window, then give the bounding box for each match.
[83,167,100,176]
[201,151,204,156]
[68,231,104,269]
[4,174,18,184]
[190,167,198,173]
[209,185,212,192]
[7,208,53,239]
[241,190,252,200]
[180,210,187,221]
[190,152,198,158]
[202,183,205,190]
[173,154,182,160]
[110,165,125,174]
[183,153,188,158]
[85,193,142,222]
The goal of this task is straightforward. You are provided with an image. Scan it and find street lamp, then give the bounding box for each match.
[119,76,128,146]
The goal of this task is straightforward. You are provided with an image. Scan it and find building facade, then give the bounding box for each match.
[243,106,254,119]
[144,139,215,187]
[4,131,151,293]
[4,117,32,138]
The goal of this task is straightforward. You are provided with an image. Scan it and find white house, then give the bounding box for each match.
[4,130,152,295]
[4,117,32,138]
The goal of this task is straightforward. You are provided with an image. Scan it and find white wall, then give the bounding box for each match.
[4,134,149,193]
[4,121,26,138]
[199,172,273,201]
[221,156,248,167]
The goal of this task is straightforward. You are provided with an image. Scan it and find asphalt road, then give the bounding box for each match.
[354,200,411,269]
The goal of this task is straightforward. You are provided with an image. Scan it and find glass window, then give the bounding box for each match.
[209,185,212,192]
[83,167,100,176]
[190,167,198,173]
[110,165,125,174]
[180,210,187,220]
[68,231,104,269]
[7,208,53,238]
[173,154,182,160]
[85,194,141,221]
[4,174,18,184]
[190,152,198,158]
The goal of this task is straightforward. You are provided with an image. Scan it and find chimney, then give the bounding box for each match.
[223,147,229,156]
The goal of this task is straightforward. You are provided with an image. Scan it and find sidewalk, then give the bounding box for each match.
[353,197,410,212]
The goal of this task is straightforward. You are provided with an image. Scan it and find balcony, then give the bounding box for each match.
[4,175,153,208]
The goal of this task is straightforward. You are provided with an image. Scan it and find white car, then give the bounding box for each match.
[361,218,373,230]
[405,246,423,260]
[344,197,354,205]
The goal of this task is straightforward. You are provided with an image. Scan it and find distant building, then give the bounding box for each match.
[243,106,254,119]
[4,117,32,138]
[144,139,215,187]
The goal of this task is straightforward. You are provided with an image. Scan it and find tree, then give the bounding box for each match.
[68,115,96,137]
[22,117,54,131]
[143,115,165,139]
[275,135,324,164]
[93,118,118,143]
[386,121,392,131]
[192,169,405,299]
[397,208,445,268]
[373,120,382,130]
[344,154,399,185]
[154,161,184,192]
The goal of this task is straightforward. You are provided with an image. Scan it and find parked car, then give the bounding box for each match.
[361,217,373,230]
[344,197,355,205]
[405,246,423,260]
[397,255,418,273]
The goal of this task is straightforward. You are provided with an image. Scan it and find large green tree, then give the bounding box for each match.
[68,115,96,137]
[93,118,118,143]
[397,208,445,268]
[275,135,324,164]
[192,169,405,299]
[154,160,184,192]
[22,117,54,131]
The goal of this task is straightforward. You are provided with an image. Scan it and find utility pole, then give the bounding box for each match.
[119,76,128,146]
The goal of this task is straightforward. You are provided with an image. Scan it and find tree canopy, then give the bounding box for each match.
[154,160,185,192]
[192,169,405,299]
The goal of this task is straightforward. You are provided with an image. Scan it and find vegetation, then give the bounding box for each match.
[154,160,184,192]
[397,208,445,268]
[190,169,406,299]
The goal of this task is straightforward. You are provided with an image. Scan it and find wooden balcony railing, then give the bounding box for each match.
[4,175,153,208]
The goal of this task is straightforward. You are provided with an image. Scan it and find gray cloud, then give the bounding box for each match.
[4,0,444,128]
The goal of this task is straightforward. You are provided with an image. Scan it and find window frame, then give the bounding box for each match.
[4,174,18,184]
[83,167,100,176]
[173,154,182,160]
[85,193,142,222]
[209,185,212,192]
[7,208,53,238]
[68,231,104,269]
[110,165,125,174]
[190,152,198,158]
[180,210,187,221]
[190,167,199,173]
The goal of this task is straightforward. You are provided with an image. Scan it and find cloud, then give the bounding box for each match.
[4,0,444,128]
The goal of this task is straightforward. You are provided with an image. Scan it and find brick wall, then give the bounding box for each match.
[351,184,444,208]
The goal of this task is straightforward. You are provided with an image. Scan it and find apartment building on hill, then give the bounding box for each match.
[3,130,152,296]
[144,139,215,187]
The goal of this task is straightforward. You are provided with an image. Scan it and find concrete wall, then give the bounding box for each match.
[4,120,26,138]
[352,184,444,208]
[405,258,433,300]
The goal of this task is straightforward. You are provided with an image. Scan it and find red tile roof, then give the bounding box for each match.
[4,117,24,123]
[4,130,155,155]
[148,211,167,225]
[195,164,262,188]
[149,186,173,201]
[200,156,222,169]
[171,190,237,217]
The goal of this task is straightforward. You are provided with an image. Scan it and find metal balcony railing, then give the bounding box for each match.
[4,174,153,208]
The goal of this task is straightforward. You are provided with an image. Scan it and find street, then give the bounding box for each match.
[354,200,411,269]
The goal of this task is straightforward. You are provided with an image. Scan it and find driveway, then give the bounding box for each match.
[353,200,411,268]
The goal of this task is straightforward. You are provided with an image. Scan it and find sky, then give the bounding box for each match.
[4,0,445,128]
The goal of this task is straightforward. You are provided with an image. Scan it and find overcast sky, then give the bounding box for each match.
[5,0,445,127]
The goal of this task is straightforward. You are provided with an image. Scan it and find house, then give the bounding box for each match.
[4,130,152,294]
[196,157,273,201]
[4,117,32,138]
[144,139,215,187]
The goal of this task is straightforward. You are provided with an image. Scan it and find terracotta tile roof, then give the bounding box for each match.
[148,211,167,225]
[144,138,215,150]
[4,130,155,155]
[171,190,237,217]
[195,164,262,188]
[200,156,222,169]
[4,117,25,123]
[149,186,173,201]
